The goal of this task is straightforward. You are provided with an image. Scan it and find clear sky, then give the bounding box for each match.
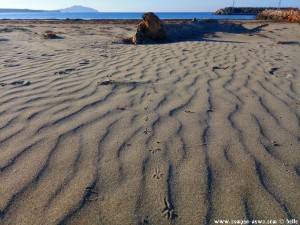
[0,0,299,12]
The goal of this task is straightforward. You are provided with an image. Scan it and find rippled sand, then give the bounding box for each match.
[0,20,299,225]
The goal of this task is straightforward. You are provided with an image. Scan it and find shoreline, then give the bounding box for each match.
[0,18,273,25]
[0,12,256,21]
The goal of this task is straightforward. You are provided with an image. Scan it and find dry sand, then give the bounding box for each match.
[0,19,299,225]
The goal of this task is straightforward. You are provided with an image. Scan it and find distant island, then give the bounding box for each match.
[0,5,98,13]
[60,5,98,13]
[214,7,298,15]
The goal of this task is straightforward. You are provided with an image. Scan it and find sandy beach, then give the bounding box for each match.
[0,19,299,225]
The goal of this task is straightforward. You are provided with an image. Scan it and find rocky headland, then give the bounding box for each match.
[214,7,298,15]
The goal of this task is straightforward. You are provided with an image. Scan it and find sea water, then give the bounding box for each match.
[0,12,255,20]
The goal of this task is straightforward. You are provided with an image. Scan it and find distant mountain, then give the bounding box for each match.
[60,5,98,13]
[0,5,98,13]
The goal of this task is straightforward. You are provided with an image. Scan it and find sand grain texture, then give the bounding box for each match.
[0,20,299,225]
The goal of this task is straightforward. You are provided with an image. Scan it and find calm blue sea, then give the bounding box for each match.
[0,12,255,20]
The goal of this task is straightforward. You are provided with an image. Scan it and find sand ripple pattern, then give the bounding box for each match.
[0,23,299,225]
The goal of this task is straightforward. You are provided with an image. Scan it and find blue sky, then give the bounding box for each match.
[0,0,299,12]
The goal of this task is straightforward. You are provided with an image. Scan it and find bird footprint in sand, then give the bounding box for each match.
[149,146,162,154]
[153,167,163,179]
[143,128,150,135]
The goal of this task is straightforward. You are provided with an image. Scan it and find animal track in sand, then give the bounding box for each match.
[149,146,162,154]
[143,128,150,135]
[153,166,163,179]
[269,140,280,147]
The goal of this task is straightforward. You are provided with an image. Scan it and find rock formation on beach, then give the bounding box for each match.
[256,9,300,23]
[124,12,166,44]
[214,7,298,15]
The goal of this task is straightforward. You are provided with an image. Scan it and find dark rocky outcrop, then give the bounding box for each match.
[123,12,166,44]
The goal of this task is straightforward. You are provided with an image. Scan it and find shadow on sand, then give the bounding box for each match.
[161,20,269,44]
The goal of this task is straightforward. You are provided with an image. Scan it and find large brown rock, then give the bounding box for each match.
[131,12,166,44]
[256,9,300,23]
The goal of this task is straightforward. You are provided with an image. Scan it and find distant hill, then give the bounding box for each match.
[0,8,60,13]
[60,5,98,13]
